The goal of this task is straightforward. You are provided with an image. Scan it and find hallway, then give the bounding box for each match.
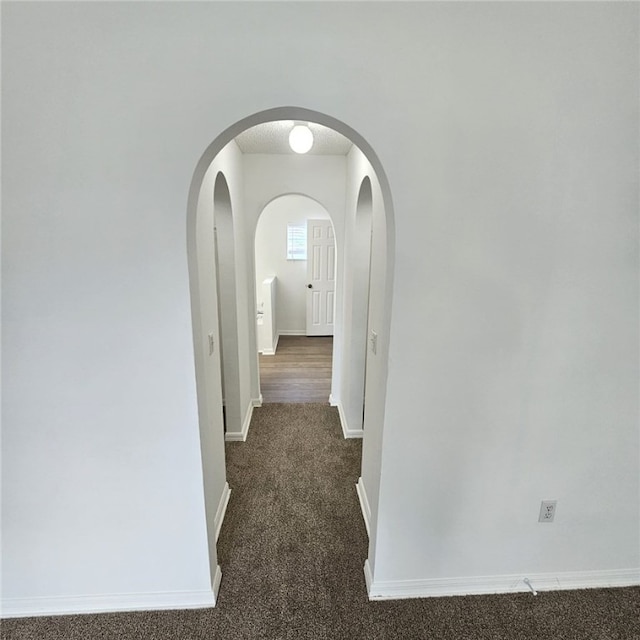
[218,403,367,637]
[258,336,333,403]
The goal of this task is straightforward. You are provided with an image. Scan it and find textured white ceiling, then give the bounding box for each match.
[235,121,353,156]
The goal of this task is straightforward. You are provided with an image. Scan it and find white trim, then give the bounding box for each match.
[1,588,216,619]
[278,329,306,336]
[212,565,223,604]
[332,397,364,439]
[214,482,231,541]
[225,400,254,441]
[365,568,640,601]
[355,477,371,537]
[253,395,263,407]
[260,333,280,356]
[364,560,374,594]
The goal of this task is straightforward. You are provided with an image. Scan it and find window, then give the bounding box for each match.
[286,222,307,260]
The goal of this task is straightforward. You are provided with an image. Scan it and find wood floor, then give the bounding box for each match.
[259,335,333,403]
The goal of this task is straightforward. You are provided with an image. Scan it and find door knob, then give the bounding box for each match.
[307,284,313,289]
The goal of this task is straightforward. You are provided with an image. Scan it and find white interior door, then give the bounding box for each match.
[306,219,335,336]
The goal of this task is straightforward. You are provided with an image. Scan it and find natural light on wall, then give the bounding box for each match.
[286,222,307,260]
[288,124,314,154]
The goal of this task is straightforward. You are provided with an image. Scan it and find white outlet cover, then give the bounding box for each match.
[538,500,557,523]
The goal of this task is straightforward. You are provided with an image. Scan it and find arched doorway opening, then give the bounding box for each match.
[187,107,395,601]
[347,177,373,430]
[254,194,336,402]
[213,173,242,434]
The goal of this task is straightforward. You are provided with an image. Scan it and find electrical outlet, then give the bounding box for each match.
[208,333,215,355]
[538,500,557,523]
[370,330,378,355]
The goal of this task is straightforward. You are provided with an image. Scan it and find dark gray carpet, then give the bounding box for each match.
[3,404,639,639]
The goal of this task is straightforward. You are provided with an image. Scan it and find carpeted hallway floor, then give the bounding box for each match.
[2,404,639,639]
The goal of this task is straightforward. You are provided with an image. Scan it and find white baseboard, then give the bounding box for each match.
[365,568,640,601]
[212,564,223,604]
[1,588,216,619]
[364,559,374,593]
[332,397,364,439]
[355,477,371,537]
[214,482,231,541]
[259,333,280,356]
[225,400,253,442]
[253,395,263,407]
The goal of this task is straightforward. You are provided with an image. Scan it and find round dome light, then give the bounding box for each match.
[289,125,314,154]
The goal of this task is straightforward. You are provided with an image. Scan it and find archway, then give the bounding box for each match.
[347,177,374,431]
[254,194,335,401]
[187,107,395,600]
[213,173,242,435]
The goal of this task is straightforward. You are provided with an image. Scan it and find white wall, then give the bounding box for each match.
[370,4,640,592]
[2,1,638,614]
[190,140,247,580]
[340,145,390,566]
[255,195,331,336]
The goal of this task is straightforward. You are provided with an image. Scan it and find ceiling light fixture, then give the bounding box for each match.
[289,124,314,154]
